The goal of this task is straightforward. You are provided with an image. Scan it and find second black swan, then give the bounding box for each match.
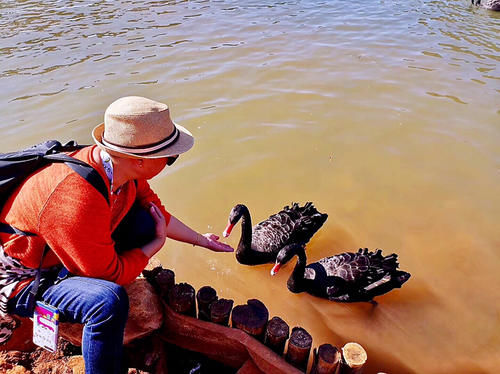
[223,202,328,265]
[271,245,411,302]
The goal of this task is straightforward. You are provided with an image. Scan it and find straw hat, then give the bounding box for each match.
[92,96,194,159]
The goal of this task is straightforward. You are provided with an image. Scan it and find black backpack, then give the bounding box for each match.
[0,140,109,313]
[0,140,109,218]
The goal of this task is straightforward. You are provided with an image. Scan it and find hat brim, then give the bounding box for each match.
[92,122,194,159]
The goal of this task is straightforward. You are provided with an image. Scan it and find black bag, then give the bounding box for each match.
[0,140,110,313]
[0,140,109,212]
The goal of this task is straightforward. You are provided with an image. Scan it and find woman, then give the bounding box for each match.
[0,96,233,373]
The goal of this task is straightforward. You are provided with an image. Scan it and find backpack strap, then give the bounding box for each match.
[0,223,36,236]
[25,245,50,313]
[64,161,109,205]
[44,153,110,205]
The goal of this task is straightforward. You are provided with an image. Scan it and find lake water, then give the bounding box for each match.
[1,0,499,373]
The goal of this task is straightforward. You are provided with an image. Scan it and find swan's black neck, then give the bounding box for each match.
[235,206,254,263]
[287,249,307,293]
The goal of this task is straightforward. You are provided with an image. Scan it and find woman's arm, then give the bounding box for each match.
[135,179,233,253]
[166,215,234,253]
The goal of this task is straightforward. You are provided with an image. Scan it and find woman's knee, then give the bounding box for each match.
[88,283,129,325]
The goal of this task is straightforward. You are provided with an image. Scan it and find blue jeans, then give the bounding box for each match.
[7,203,155,374]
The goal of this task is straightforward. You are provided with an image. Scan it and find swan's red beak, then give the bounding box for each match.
[223,222,234,238]
[271,263,281,276]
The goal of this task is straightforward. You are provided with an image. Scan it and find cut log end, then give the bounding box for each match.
[340,342,367,374]
[142,266,175,300]
[155,269,175,293]
[264,316,289,355]
[210,298,234,326]
[342,342,367,367]
[311,344,341,374]
[266,316,289,339]
[167,282,196,317]
[285,326,313,371]
[231,299,269,340]
[196,286,218,321]
[289,326,313,348]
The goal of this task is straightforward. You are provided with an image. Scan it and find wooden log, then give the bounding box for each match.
[210,298,234,327]
[311,344,341,374]
[196,286,218,322]
[154,269,175,300]
[231,299,269,342]
[236,358,264,374]
[263,316,289,355]
[142,265,163,280]
[142,267,175,301]
[285,327,313,372]
[167,282,196,318]
[339,342,367,374]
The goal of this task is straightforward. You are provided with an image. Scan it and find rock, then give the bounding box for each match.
[8,366,31,374]
[0,350,32,372]
[0,315,35,352]
[60,278,164,345]
[66,356,85,374]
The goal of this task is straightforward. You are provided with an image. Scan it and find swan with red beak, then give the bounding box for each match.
[222,203,328,266]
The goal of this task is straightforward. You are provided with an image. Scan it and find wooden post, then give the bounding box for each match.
[264,316,289,355]
[154,269,175,300]
[142,265,163,280]
[196,286,218,322]
[142,267,175,301]
[231,299,269,342]
[311,344,341,374]
[167,283,196,318]
[339,342,367,374]
[285,327,312,372]
[210,298,234,327]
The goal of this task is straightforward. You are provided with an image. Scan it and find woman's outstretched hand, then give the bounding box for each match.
[200,233,234,253]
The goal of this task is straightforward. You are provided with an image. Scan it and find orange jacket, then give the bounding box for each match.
[0,145,171,286]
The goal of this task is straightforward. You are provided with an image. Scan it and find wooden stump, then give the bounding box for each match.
[311,344,341,374]
[285,327,312,372]
[264,316,290,355]
[339,342,367,374]
[154,269,175,300]
[167,283,196,318]
[142,267,175,301]
[196,286,218,322]
[210,298,234,327]
[231,299,269,342]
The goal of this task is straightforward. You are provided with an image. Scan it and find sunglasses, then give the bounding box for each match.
[166,155,179,166]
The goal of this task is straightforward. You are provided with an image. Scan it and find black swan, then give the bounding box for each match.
[223,202,328,265]
[271,245,411,303]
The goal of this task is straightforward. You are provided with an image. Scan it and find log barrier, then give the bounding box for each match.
[1,265,370,374]
[152,266,368,373]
